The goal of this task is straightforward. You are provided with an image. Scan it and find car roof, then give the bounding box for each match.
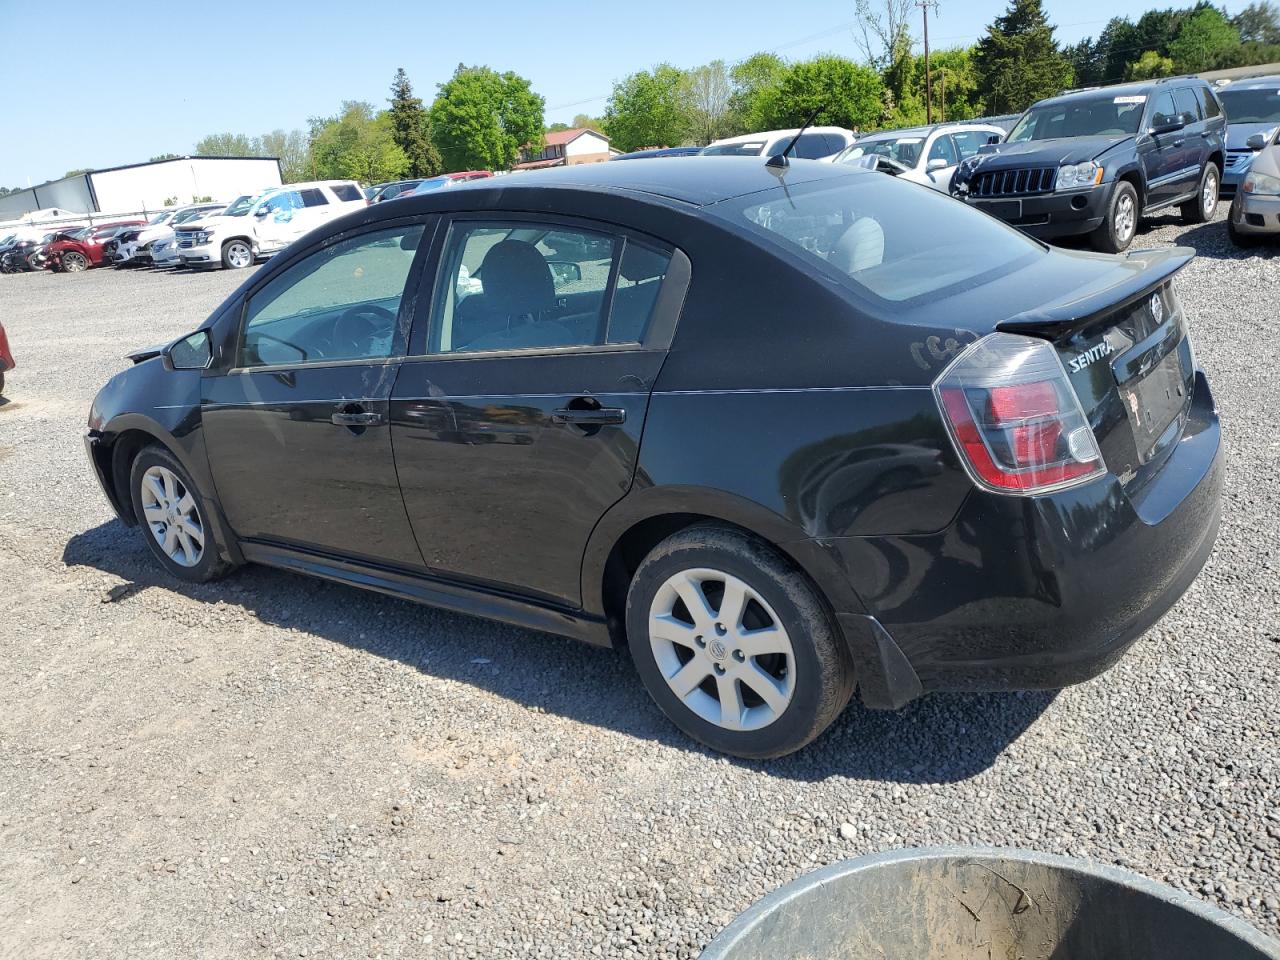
[402,156,868,208]
[1222,74,1280,89]
[1035,78,1203,108]
[708,126,852,146]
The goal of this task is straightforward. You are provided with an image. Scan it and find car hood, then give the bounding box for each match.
[136,224,176,244]
[177,214,235,231]
[971,135,1130,168]
[1226,121,1280,150]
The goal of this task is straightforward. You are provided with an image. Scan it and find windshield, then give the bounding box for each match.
[1219,86,1280,123]
[1008,95,1145,141]
[838,136,925,167]
[721,174,1040,303]
[412,177,451,193]
[701,141,767,157]
[148,211,172,225]
[221,195,256,217]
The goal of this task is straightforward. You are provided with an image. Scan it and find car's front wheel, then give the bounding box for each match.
[626,524,855,758]
[1091,181,1139,253]
[129,446,232,583]
[221,240,253,270]
[1182,164,1219,224]
[1227,215,1259,248]
[61,251,89,272]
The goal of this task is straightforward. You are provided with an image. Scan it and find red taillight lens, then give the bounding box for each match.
[935,334,1105,494]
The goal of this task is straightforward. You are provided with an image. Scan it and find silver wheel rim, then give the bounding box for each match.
[1203,170,1218,217]
[140,465,205,567]
[1115,193,1135,242]
[648,568,796,732]
[227,243,251,268]
[65,253,86,271]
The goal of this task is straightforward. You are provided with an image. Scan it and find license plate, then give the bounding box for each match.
[1119,347,1188,463]
[979,198,1023,220]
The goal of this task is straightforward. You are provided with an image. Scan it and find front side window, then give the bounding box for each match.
[724,176,1040,303]
[1150,92,1179,129]
[431,221,670,353]
[238,224,424,368]
[952,130,991,158]
[299,188,329,207]
[927,134,959,165]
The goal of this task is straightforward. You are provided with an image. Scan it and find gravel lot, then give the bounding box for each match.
[1,218,1278,960]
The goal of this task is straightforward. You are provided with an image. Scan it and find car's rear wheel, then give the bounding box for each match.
[1091,181,1139,253]
[221,240,253,270]
[1182,164,1219,224]
[129,446,231,583]
[625,524,855,758]
[61,251,89,272]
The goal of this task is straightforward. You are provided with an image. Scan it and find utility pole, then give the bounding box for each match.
[939,70,945,123]
[918,0,940,124]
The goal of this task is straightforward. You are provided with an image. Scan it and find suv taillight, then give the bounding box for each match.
[934,332,1105,494]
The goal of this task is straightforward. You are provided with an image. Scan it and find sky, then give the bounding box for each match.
[0,0,1247,186]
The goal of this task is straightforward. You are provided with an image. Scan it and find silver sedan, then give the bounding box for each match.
[1229,128,1280,246]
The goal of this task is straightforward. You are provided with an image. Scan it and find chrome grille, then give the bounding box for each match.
[973,167,1056,197]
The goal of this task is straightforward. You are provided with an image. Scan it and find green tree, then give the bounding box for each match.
[429,64,545,171]
[194,132,257,156]
[1233,1,1280,43]
[310,102,409,184]
[547,122,572,132]
[883,31,926,127]
[973,0,1073,115]
[388,68,443,178]
[1126,49,1176,79]
[571,113,605,132]
[769,56,885,131]
[686,60,732,144]
[927,46,984,121]
[149,153,181,162]
[727,53,788,133]
[603,64,691,152]
[257,129,311,183]
[1169,7,1240,72]
[63,168,93,178]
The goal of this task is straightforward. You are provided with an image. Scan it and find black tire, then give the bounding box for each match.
[1181,163,1220,224]
[0,369,5,395]
[1228,217,1259,248]
[1090,181,1140,253]
[128,445,233,583]
[221,239,253,270]
[61,251,89,273]
[625,524,855,759]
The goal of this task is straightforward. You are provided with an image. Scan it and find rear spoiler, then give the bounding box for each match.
[996,246,1194,338]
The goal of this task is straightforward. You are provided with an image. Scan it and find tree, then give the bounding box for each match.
[149,153,181,162]
[388,68,443,178]
[727,53,788,134]
[973,0,1073,115]
[194,133,257,156]
[64,168,93,178]
[1233,1,1280,43]
[571,113,605,132]
[310,101,409,184]
[1169,7,1240,72]
[685,60,732,144]
[603,65,691,152]
[769,56,885,131]
[430,65,545,171]
[882,30,926,126]
[926,46,984,121]
[258,129,311,183]
[1127,49,1176,79]
[854,0,916,69]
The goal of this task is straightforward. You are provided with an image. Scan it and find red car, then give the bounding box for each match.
[0,320,14,395]
[46,220,146,273]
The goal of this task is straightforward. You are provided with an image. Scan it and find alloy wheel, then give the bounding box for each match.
[1115,194,1136,244]
[139,465,205,567]
[226,242,251,269]
[1203,169,1218,218]
[63,252,88,272]
[648,568,796,732]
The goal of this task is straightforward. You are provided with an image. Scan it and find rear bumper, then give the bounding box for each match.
[829,369,1222,702]
[964,186,1107,238]
[1230,191,1280,234]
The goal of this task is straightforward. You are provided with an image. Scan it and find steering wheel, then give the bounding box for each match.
[333,304,396,357]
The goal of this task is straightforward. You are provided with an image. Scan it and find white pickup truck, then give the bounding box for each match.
[174,180,366,269]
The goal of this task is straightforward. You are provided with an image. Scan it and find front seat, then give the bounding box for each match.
[830,217,885,275]
[453,239,568,350]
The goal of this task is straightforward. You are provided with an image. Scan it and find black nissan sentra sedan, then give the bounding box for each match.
[85,157,1222,758]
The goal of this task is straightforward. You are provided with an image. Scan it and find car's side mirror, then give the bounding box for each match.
[548,261,582,286]
[1150,119,1186,136]
[1247,133,1267,150]
[165,330,212,370]
[254,207,270,218]
[987,134,1002,145]
[927,158,949,172]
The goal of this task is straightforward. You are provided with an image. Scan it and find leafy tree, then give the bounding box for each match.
[430,64,545,171]
[973,0,1073,115]
[1127,49,1176,79]
[547,122,571,132]
[685,60,732,144]
[1233,1,1280,43]
[727,53,788,133]
[1169,7,1240,72]
[571,113,605,132]
[882,30,925,126]
[64,168,94,178]
[927,46,984,121]
[854,0,916,69]
[603,64,691,152]
[769,56,885,131]
[194,133,257,156]
[258,129,311,183]
[310,101,409,184]
[388,68,442,178]
[149,153,181,162]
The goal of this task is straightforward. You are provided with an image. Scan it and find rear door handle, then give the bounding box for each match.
[552,407,626,425]
[331,411,383,426]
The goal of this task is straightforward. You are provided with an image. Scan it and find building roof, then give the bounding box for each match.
[543,127,609,147]
[513,157,565,170]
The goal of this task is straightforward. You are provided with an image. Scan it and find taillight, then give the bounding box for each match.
[935,332,1105,494]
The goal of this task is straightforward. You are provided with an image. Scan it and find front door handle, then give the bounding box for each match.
[552,406,626,426]
[331,411,383,426]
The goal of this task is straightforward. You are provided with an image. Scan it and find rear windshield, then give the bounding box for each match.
[1007,94,1146,141]
[717,175,1041,303]
[702,141,767,156]
[1218,86,1280,123]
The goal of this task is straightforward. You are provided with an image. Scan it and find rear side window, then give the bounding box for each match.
[792,133,834,159]
[1197,85,1223,119]
[299,188,329,207]
[1172,87,1202,124]
[330,183,363,202]
[724,176,1040,303]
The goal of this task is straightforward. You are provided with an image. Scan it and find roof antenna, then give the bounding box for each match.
[766,106,823,169]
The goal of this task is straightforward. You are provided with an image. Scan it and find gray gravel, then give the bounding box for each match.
[0,220,1278,959]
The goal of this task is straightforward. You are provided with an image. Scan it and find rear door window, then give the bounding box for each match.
[330,183,363,202]
[1197,86,1223,119]
[299,188,329,207]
